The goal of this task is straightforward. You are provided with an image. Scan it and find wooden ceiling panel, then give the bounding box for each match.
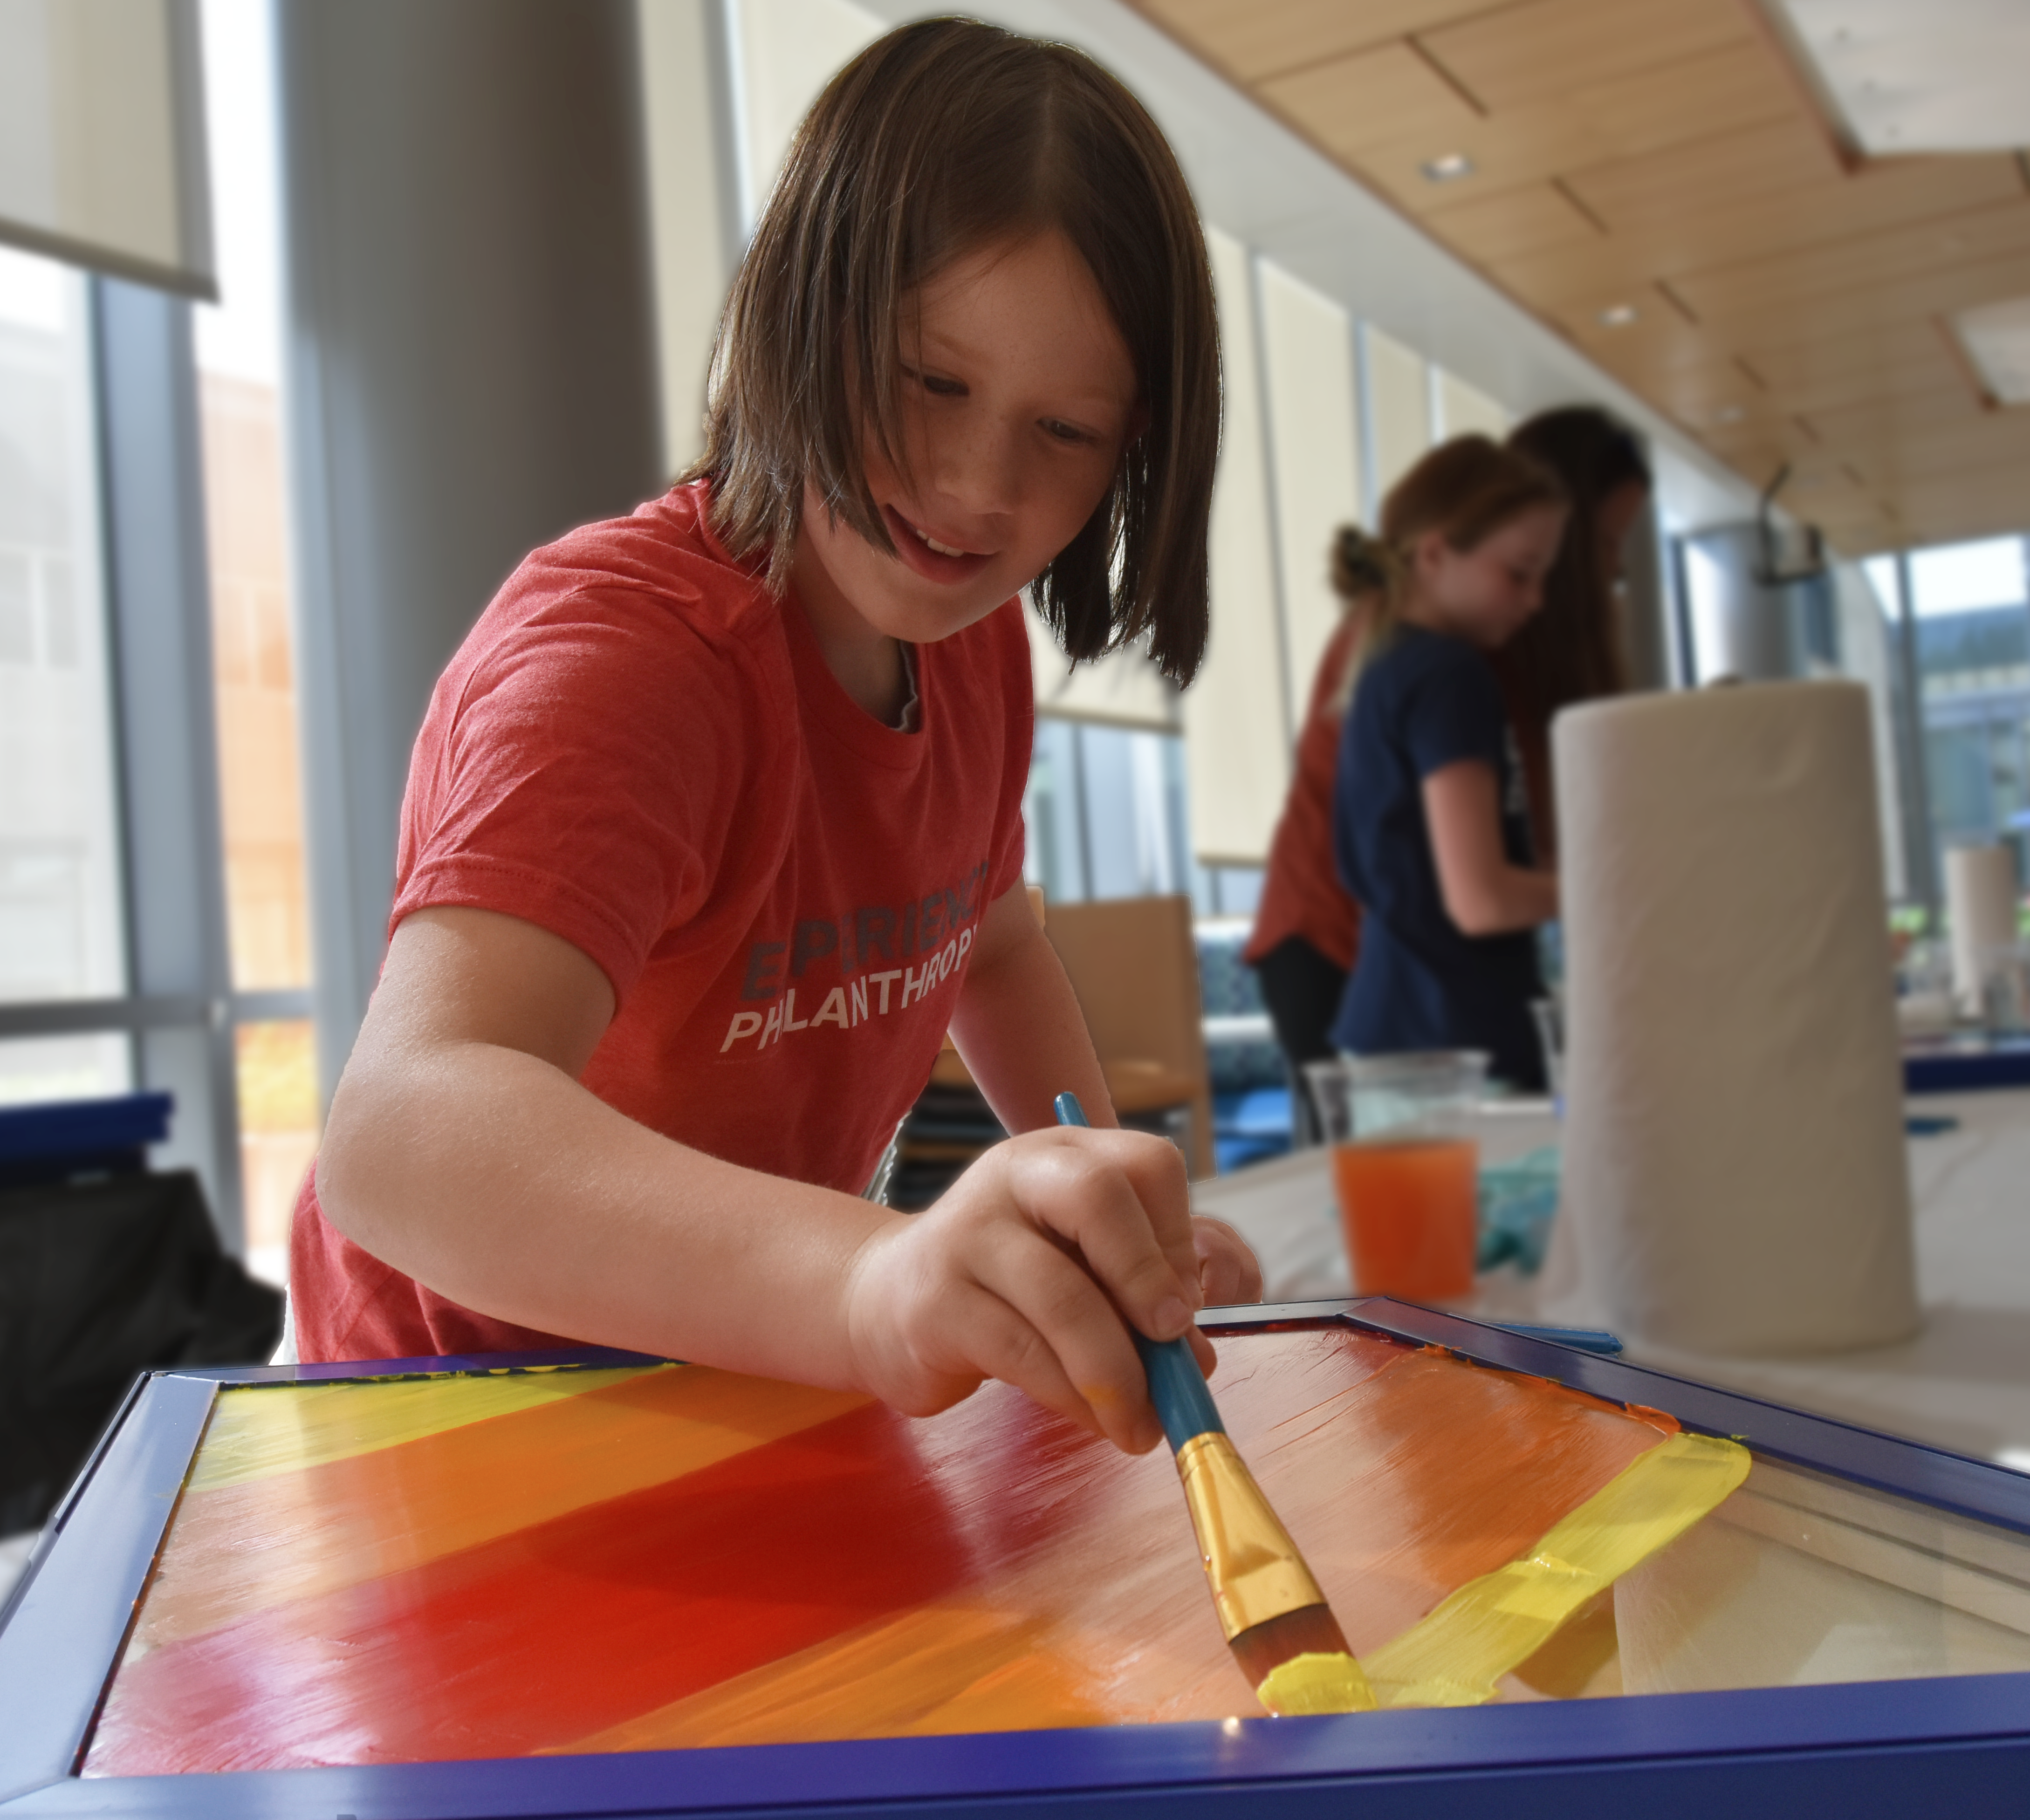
[1694,253,2030,350]
[1255,41,1479,163]
[1148,0,2030,551]
[1841,411,2030,490]
[1668,204,2030,325]
[1127,0,1492,86]
[1560,120,1843,230]
[1893,470,2030,547]
[1770,355,1972,421]
[1417,0,1754,114]
[1804,386,1995,454]
[1737,321,1959,393]
[1345,44,1799,215]
[1492,158,2030,316]
[1420,182,1603,267]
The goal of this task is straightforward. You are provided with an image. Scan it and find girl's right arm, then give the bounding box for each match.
[315,904,1207,1455]
[1421,759,1558,935]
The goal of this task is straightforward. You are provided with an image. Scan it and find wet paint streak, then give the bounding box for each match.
[87,1402,971,1773]
[105,1368,871,1651]
[85,1324,1702,1773]
[188,1365,677,1490]
[549,1603,1111,1752]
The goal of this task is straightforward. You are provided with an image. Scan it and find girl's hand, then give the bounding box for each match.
[1192,1215,1265,1307]
[841,1125,1246,1453]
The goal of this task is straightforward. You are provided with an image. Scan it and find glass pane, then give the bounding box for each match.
[196,0,310,994]
[0,247,127,1006]
[235,1019,317,1287]
[1022,718,1086,903]
[0,1033,131,1106]
[1907,537,2030,883]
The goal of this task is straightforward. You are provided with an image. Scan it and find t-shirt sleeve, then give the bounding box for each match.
[392,585,764,1004]
[1399,643,1507,782]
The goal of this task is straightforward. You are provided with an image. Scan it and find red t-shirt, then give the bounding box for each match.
[291,480,1033,1362]
[1244,614,1363,972]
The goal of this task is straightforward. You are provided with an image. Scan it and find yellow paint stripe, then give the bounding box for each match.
[543,1604,1112,1755]
[189,1365,668,1489]
[136,1370,871,1651]
[1361,1430,1750,1708]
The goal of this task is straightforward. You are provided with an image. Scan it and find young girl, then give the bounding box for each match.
[1330,437,1569,1090]
[295,20,1260,1457]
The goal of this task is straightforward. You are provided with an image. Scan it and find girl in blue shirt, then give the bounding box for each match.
[1330,437,1569,1088]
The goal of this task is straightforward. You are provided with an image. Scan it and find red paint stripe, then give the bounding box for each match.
[89,1402,974,1773]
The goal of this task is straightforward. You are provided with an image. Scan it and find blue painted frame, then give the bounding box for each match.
[3,1301,2026,1818]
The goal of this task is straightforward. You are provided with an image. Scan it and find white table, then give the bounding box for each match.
[1192,1090,2030,1472]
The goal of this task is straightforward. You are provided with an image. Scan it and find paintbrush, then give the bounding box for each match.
[1054,1092,1374,1717]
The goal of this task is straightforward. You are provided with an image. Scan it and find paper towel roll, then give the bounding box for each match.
[1946,843,2018,1014]
[1554,681,1917,1356]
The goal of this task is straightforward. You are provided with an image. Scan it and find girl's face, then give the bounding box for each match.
[1411,504,1569,650]
[793,230,1141,652]
[1595,479,1649,588]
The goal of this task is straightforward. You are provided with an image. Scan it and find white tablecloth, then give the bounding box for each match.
[1192,1091,2030,1471]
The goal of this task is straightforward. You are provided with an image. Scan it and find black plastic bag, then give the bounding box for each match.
[0,1170,284,1534]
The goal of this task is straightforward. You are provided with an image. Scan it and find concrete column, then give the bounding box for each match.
[276,0,665,1107]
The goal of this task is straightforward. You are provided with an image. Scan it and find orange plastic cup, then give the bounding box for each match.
[1306,1053,1487,1304]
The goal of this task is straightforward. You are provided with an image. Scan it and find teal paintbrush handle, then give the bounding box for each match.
[1054,1092,1225,1454]
[1132,1331,1224,1452]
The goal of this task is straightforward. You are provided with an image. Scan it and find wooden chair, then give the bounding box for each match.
[1041,894,1214,1180]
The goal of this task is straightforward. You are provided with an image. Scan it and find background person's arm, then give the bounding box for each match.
[316,903,1217,1452]
[1421,759,1559,935]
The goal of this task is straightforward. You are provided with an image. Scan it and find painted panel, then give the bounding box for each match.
[84,1325,1709,1773]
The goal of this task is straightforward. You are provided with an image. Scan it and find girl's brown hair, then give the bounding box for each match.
[1500,406,1652,712]
[688,18,1220,684]
[1328,434,1568,704]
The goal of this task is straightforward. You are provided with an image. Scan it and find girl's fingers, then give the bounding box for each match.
[1013,1130,1200,1343]
[1193,1217,1264,1305]
[933,1278,1104,1440]
[969,1222,1164,1451]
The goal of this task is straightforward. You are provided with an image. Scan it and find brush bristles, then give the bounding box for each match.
[1228,1602,1353,1688]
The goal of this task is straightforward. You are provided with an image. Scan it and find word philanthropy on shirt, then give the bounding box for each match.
[718,859,993,1054]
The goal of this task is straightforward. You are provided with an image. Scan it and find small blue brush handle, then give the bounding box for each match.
[1054,1092,1223,1452]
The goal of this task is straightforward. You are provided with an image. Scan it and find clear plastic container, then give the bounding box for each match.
[1305,1052,1488,1303]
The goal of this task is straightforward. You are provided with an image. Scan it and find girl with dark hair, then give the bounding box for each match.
[1499,406,1654,860]
[1330,437,1570,1090]
[295,20,1258,1452]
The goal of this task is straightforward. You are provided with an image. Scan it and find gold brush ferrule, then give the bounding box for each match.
[1173,1432,1328,1642]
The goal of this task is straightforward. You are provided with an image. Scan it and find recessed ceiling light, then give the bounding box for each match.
[1954,294,2030,404]
[1420,152,1474,183]
[1598,303,1639,328]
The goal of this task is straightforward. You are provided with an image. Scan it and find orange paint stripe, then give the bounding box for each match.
[547,1603,1112,1754]
[88,1402,976,1774]
[131,1366,869,1650]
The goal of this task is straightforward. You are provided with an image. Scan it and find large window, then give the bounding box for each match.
[0,249,129,1104]
[0,0,313,1285]
[1870,536,2030,895]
